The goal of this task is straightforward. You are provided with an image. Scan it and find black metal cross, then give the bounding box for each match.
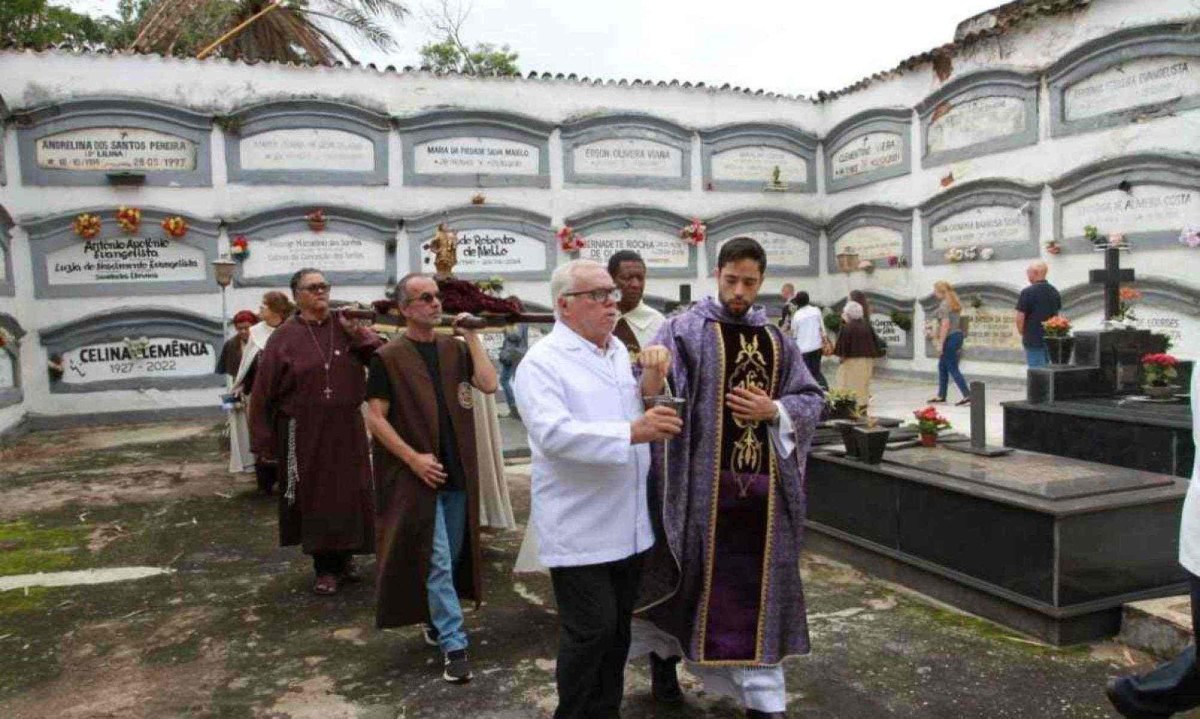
[1088,247,1135,321]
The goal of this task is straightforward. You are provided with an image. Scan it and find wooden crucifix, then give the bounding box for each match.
[1088,246,1135,321]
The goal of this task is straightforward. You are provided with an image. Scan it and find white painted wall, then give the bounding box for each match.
[0,0,1196,431]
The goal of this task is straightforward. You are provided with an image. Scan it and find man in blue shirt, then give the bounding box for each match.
[1015,261,1061,368]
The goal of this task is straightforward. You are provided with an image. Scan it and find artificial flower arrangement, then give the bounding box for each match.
[886,254,910,268]
[123,336,151,359]
[944,246,993,263]
[1142,353,1180,388]
[161,216,188,238]
[1041,315,1072,338]
[858,259,875,274]
[115,206,142,234]
[1115,286,1142,324]
[475,276,505,295]
[1044,240,1062,255]
[230,235,250,261]
[73,213,102,239]
[679,218,707,246]
[1180,226,1200,248]
[47,354,64,382]
[1084,225,1126,249]
[556,225,586,252]
[0,326,13,350]
[913,406,951,446]
[306,209,327,232]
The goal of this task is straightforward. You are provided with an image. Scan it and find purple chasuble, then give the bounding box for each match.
[637,297,825,666]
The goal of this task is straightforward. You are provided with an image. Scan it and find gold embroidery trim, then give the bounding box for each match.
[695,322,726,662]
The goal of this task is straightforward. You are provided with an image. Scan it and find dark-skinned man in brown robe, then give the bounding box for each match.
[365,273,498,684]
[250,268,383,596]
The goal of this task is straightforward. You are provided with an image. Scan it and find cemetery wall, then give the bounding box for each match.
[0,0,1197,432]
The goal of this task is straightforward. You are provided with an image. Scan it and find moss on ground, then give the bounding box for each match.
[0,521,89,575]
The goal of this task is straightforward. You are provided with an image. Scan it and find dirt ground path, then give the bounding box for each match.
[0,421,1175,717]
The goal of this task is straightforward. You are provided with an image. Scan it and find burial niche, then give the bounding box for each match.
[397,110,552,188]
[1061,277,1200,361]
[561,113,692,190]
[1048,23,1200,138]
[23,208,218,299]
[920,283,1024,364]
[704,209,819,276]
[823,108,911,193]
[825,204,913,274]
[406,206,555,282]
[920,179,1041,266]
[226,206,396,288]
[0,313,25,409]
[224,100,390,185]
[14,97,212,187]
[916,70,1039,166]
[699,123,817,193]
[565,206,698,279]
[39,307,224,394]
[1051,154,1200,254]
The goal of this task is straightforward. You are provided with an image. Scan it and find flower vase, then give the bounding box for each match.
[851,426,891,465]
[919,432,937,448]
[1045,336,1074,365]
[835,421,859,459]
[1142,384,1180,399]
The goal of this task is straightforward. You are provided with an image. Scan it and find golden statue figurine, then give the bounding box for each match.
[431,222,459,277]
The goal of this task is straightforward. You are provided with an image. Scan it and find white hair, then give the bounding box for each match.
[842,300,864,322]
[549,259,605,318]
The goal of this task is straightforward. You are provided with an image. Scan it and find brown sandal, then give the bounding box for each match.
[928,397,946,403]
[313,574,339,595]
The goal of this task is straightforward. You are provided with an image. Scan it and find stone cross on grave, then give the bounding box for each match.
[1089,247,1135,321]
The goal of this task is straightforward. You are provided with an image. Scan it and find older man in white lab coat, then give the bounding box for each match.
[513,259,682,719]
[1108,366,1200,718]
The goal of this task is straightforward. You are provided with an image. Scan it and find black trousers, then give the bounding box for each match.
[255,463,278,494]
[312,551,351,576]
[1110,572,1200,716]
[550,552,645,719]
[802,348,828,389]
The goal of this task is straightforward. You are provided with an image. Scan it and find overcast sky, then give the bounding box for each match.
[65,0,1004,97]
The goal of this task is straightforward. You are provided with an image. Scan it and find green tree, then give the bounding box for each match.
[418,38,518,76]
[0,0,109,49]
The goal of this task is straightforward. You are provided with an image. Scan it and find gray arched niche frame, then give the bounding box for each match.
[22,207,220,299]
[1060,275,1200,323]
[704,209,820,277]
[919,283,1024,364]
[824,204,914,275]
[822,108,912,194]
[561,113,692,190]
[0,313,26,408]
[0,205,13,297]
[1048,23,1200,139]
[829,291,916,360]
[39,307,224,394]
[565,206,698,279]
[13,97,213,187]
[920,179,1042,267]
[397,110,552,188]
[916,70,1039,167]
[1050,153,1200,254]
[226,206,397,289]
[224,99,390,185]
[699,123,818,193]
[406,206,555,282]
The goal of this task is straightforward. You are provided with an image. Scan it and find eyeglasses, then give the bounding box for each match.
[562,287,621,303]
[300,283,330,294]
[404,291,441,305]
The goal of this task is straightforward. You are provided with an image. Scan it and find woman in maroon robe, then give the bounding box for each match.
[250,268,383,595]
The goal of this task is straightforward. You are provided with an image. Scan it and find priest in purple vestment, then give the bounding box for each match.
[250,268,383,596]
[632,237,825,718]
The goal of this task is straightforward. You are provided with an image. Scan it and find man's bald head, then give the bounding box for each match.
[1026,261,1048,283]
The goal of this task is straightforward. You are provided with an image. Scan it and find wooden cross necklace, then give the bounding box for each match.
[303,315,339,399]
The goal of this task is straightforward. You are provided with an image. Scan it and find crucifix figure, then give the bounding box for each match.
[1089,246,1135,321]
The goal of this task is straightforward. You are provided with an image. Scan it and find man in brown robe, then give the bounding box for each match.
[365,273,498,684]
[250,268,383,596]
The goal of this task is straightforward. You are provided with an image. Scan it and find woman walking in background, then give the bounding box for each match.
[833,300,879,414]
[233,291,295,494]
[928,280,971,406]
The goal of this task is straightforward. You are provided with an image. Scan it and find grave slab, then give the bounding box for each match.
[806,446,1188,645]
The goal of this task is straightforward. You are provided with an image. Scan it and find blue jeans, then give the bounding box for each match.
[1025,346,1049,368]
[428,489,468,653]
[938,331,969,399]
[499,362,517,414]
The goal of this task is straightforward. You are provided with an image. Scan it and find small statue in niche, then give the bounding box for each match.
[430,222,459,278]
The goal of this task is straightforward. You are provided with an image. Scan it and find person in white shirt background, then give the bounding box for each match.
[512,259,683,719]
[789,291,829,389]
[1107,367,1200,718]
[609,249,666,362]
